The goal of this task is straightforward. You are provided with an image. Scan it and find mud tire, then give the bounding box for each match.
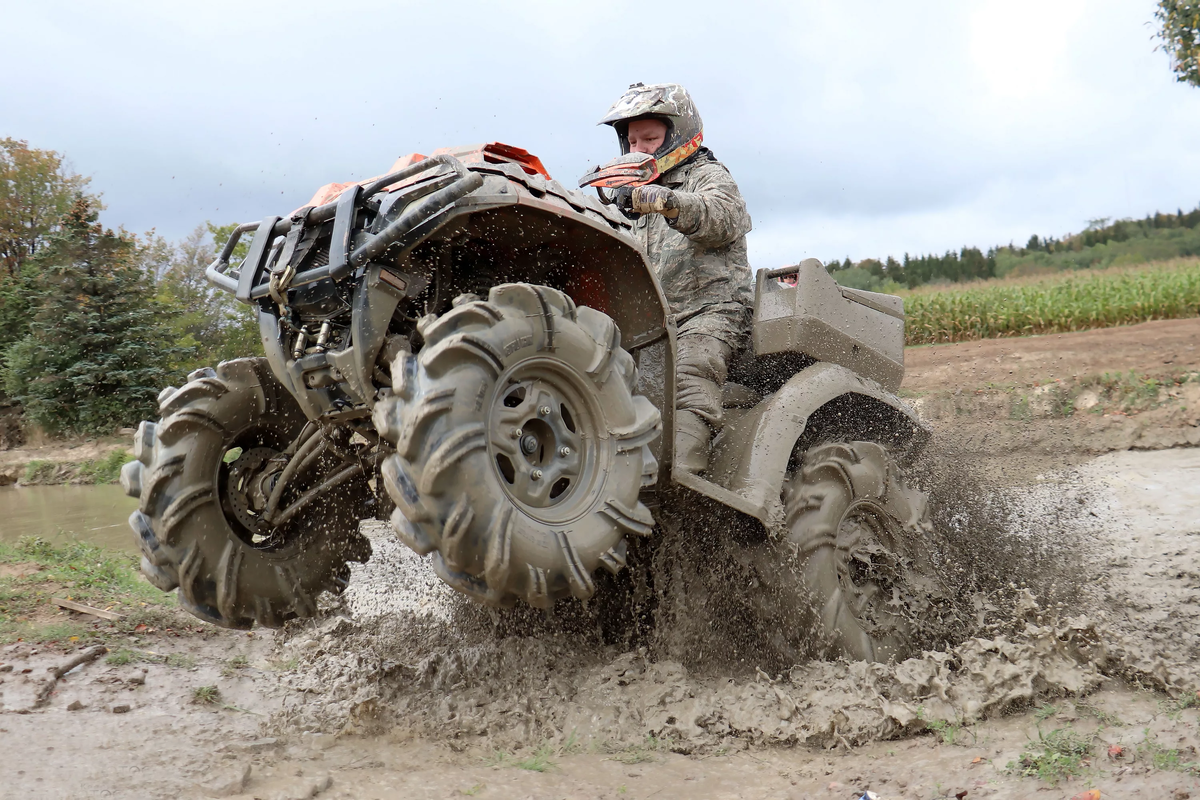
[374,284,660,609]
[785,441,937,662]
[120,359,372,629]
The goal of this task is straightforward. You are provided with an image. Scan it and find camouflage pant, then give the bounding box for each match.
[676,333,732,429]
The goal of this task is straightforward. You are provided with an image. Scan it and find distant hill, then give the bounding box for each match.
[826,204,1200,292]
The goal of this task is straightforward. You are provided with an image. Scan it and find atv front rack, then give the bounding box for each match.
[206,154,483,302]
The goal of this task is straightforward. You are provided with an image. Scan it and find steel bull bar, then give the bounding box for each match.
[205,155,483,301]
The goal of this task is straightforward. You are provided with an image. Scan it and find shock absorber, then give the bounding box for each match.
[315,320,333,351]
[292,325,309,359]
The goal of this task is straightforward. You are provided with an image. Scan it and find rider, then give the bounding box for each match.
[599,82,753,474]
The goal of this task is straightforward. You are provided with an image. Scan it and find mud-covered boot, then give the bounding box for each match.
[675,409,712,475]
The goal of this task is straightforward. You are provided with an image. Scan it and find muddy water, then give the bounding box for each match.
[0,484,138,554]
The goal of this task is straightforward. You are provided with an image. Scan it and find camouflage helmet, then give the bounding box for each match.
[599,82,704,174]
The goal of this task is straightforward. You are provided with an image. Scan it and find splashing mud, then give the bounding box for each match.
[271,444,1200,757]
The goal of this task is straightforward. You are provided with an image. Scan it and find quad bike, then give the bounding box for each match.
[122,142,934,662]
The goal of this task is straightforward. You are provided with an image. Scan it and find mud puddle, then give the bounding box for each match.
[0,484,139,553]
[3,449,1199,799]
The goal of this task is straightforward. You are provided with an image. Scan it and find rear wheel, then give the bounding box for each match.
[374,284,660,609]
[785,441,940,662]
[120,359,373,628]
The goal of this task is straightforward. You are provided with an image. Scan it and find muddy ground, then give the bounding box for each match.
[0,435,129,486]
[4,320,1200,799]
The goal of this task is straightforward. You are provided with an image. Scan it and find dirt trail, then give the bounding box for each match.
[904,316,1200,393]
[4,323,1200,798]
[3,448,1198,798]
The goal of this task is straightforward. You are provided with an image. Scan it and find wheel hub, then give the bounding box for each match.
[834,502,910,633]
[223,446,286,538]
[486,361,600,518]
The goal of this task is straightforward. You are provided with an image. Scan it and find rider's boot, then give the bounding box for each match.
[674,408,712,475]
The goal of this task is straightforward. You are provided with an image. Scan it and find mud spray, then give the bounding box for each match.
[269,435,1200,754]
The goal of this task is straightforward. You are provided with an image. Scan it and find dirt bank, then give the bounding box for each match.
[904,317,1200,476]
[904,317,1200,393]
[0,436,128,486]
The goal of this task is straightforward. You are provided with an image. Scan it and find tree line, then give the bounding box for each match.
[825,0,1200,294]
[5,132,1200,438]
[826,203,1200,293]
[0,139,257,439]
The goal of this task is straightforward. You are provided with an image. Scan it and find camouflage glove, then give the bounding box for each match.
[631,185,679,216]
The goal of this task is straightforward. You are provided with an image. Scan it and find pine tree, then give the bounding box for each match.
[2,196,186,434]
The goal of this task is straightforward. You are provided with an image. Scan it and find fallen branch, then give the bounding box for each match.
[33,644,109,708]
[49,644,110,679]
[52,597,124,622]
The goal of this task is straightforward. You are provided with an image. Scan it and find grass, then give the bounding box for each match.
[486,743,557,772]
[105,647,142,666]
[902,259,1200,345]
[1034,703,1058,722]
[969,369,1199,422]
[485,734,599,773]
[513,745,556,772]
[221,654,250,676]
[76,449,129,484]
[1077,702,1124,728]
[165,652,196,669]
[917,707,975,746]
[22,460,58,484]
[20,449,130,485]
[1139,729,1200,772]
[0,535,171,644]
[1009,726,1092,784]
[192,685,221,705]
[105,647,196,668]
[1165,691,1200,717]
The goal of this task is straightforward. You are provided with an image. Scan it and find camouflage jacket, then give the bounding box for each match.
[632,149,752,346]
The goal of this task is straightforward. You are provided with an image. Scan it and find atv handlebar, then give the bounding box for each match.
[206,154,482,298]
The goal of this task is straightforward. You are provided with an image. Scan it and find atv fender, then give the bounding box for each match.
[706,361,930,529]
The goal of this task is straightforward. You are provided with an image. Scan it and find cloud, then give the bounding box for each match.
[2,0,1198,273]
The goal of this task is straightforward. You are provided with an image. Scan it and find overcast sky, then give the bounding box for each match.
[3,0,1199,270]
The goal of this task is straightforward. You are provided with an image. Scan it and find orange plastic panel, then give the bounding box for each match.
[431,142,550,179]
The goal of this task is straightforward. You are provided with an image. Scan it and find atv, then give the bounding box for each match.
[122,143,934,662]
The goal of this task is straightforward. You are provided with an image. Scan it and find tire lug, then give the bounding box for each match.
[538,405,551,417]
[511,428,523,439]
[531,469,543,481]
[558,446,571,457]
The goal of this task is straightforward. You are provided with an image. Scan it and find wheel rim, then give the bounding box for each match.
[486,358,605,524]
[833,500,911,637]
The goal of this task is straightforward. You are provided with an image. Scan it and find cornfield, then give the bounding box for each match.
[902,260,1200,345]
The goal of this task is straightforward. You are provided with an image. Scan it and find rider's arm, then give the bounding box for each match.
[668,163,752,249]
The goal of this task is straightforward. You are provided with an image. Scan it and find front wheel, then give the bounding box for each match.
[120,359,373,628]
[785,441,941,662]
[373,284,661,609]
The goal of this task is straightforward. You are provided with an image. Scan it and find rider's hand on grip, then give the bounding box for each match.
[631,185,679,217]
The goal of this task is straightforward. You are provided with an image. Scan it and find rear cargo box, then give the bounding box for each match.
[752,258,905,392]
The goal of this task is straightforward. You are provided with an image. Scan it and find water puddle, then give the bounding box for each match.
[0,484,138,554]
